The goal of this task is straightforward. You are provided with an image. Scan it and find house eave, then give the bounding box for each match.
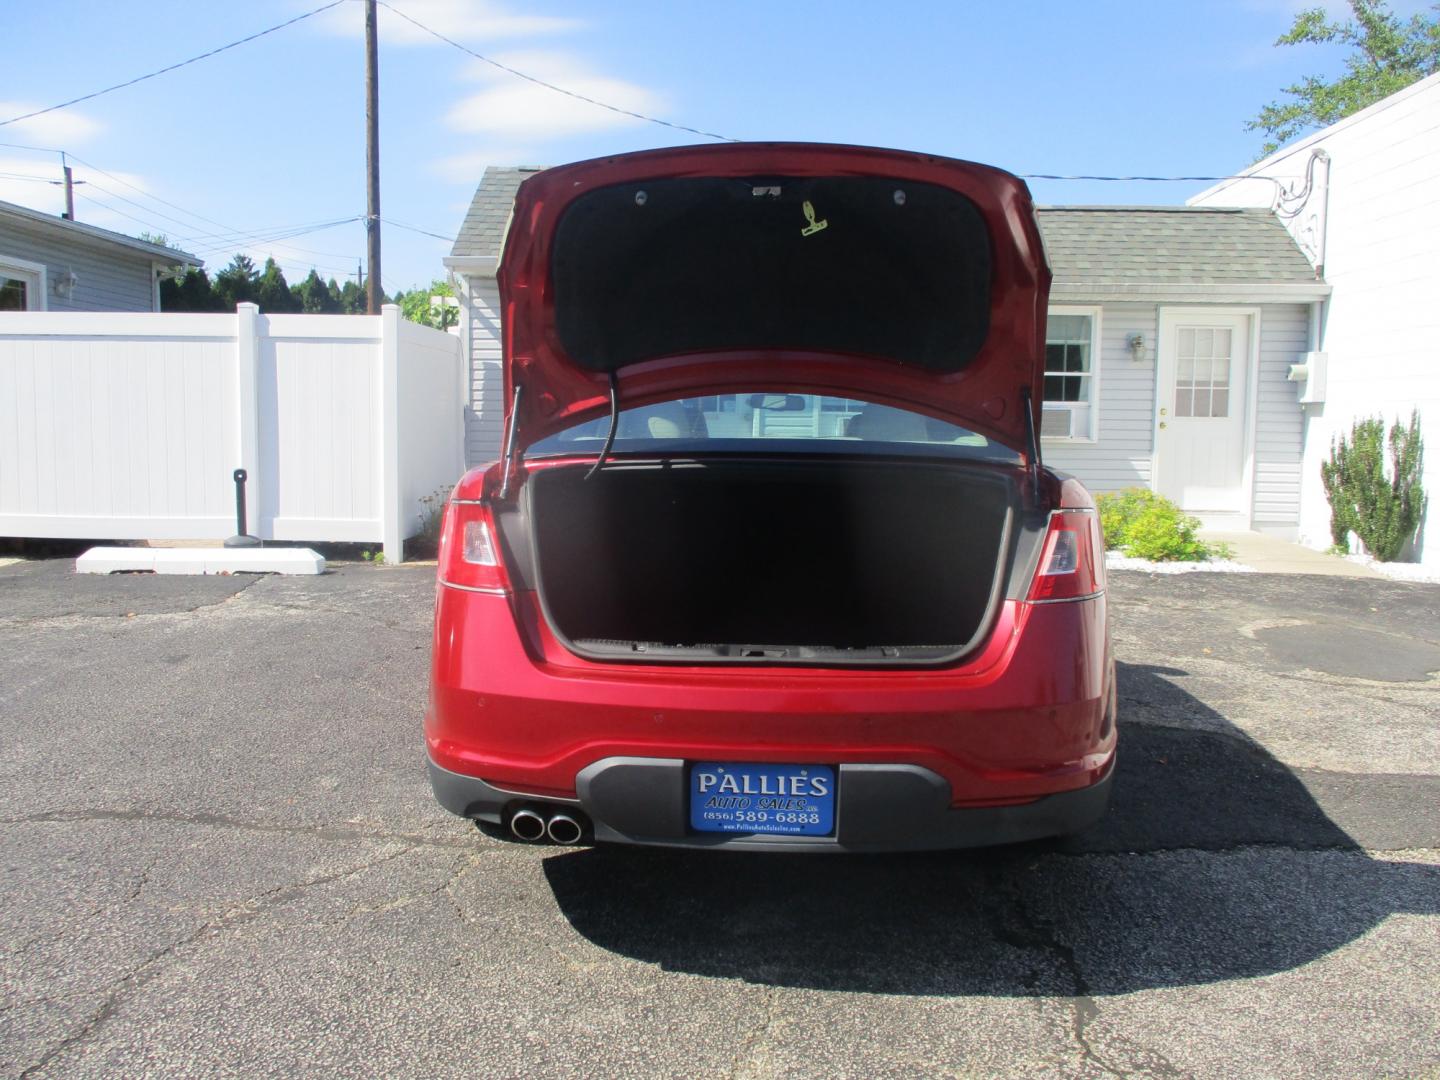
[443,255,499,278]
[1051,281,1331,303]
[0,199,201,266]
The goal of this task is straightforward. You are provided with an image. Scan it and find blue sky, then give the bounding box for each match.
[0,0,1418,292]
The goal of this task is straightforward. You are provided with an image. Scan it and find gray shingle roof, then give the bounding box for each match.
[1036,206,1318,285]
[449,170,1319,286]
[448,166,542,258]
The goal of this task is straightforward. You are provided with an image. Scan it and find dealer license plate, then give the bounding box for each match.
[689,762,835,836]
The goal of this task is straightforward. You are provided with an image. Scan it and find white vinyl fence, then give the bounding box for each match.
[0,303,464,563]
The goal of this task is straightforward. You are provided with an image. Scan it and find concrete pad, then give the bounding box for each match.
[76,546,325,575]
[1200,530,1382,577]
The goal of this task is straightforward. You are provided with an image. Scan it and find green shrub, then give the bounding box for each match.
[1320,411,1426,562]
[1094,487,1231,562]
[1096,488,1166,550]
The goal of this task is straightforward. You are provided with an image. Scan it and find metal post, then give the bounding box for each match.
[225,468,261,548]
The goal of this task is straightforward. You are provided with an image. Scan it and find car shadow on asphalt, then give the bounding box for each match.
[540,661,1439,995]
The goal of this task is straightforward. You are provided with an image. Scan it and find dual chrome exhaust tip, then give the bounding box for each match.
[508,806,586,845]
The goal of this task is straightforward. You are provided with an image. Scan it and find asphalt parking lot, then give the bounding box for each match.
[1,558,1437,1079]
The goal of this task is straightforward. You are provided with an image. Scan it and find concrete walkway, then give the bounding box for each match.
[1200,531,1382,577]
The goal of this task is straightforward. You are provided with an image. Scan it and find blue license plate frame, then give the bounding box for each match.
[689,762,836,837]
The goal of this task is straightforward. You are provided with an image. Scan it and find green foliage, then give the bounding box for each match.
[1320,411,1427,560]
[256,258,301,313]
[1248,0,1440,155]
[294,270,340,314]
[1096,488,1166,550]
[396,278,458,330]
[361,548,386,565]
[212,254,259,309]
[1094,488,1232,562]
[156,256,383,314]
[159,268,226,312]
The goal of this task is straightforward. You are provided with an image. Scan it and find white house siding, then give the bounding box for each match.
[1044,303,1156,492]
[463,277,505,466]
[1046,301,1308,528]
[0,218,160,312]
[1190,72,1440,564]
[1252,304,1308,529]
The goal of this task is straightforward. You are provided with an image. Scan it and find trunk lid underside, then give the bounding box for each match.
[498,143,1051,454]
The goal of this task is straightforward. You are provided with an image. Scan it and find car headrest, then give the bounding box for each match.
[847,405,930,442]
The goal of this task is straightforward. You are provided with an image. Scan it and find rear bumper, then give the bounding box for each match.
[429,755,1113,853]
[429,590,1116,808]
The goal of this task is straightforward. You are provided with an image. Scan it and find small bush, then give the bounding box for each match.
[1096,488,1166,550]
[1320,411,1426,562]
[1094,487,1231,562]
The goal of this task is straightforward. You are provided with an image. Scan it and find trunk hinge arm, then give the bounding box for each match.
[584,371,621,481]
[498,383,523,500]
[1020,385,1042,505]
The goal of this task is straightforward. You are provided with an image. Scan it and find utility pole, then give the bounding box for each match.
[364,0,382,315]
[61,155,75,221]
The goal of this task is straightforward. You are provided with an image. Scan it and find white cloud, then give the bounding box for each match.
[444,51,665,138]
[0,159,68,216]
[0,155,187,245]
[430,146,540,183]
[312,0,579,44]
[0,102,103,147]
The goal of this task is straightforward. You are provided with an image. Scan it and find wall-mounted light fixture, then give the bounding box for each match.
[1126,332,1145,362]
[52,269,78,301]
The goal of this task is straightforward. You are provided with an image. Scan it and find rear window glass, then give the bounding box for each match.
[527,394,1018,461]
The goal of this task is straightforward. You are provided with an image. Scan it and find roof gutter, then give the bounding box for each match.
[443,255,499,279]
[1051,281,1331,303]
[0,200,200,266]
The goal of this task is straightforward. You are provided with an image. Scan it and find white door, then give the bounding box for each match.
[1153,312,1251,519]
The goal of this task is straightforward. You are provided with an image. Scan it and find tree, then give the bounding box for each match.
[1249,0,1440,155]
[332,277,366,314]
[159,268,225,312]
[396,277,458,329]
[213,254,259,309]
[256,258,301,313]
[293,269,339,314]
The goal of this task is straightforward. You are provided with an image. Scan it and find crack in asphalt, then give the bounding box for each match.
[986,868,1189,1079]
[15,842,419,1079]
[1,807,477,850]
[0,576,262,630]
[729,985,782,1080]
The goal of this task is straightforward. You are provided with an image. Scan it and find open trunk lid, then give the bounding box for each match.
[497,143,1051,455]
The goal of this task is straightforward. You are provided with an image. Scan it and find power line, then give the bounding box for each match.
[63,153,362,262]
[374,0,738,144]
[74,185,362,266]
[181,217,366,256]
[0,1,348,129]
[381,217,453,242]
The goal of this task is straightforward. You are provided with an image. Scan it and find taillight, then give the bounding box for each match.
[438,500,510,593]
[1026,510,1103,602]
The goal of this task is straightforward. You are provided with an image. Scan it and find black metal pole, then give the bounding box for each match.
[225,468,260,548]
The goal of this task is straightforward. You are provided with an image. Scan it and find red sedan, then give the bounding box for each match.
[427,143,1116,851]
